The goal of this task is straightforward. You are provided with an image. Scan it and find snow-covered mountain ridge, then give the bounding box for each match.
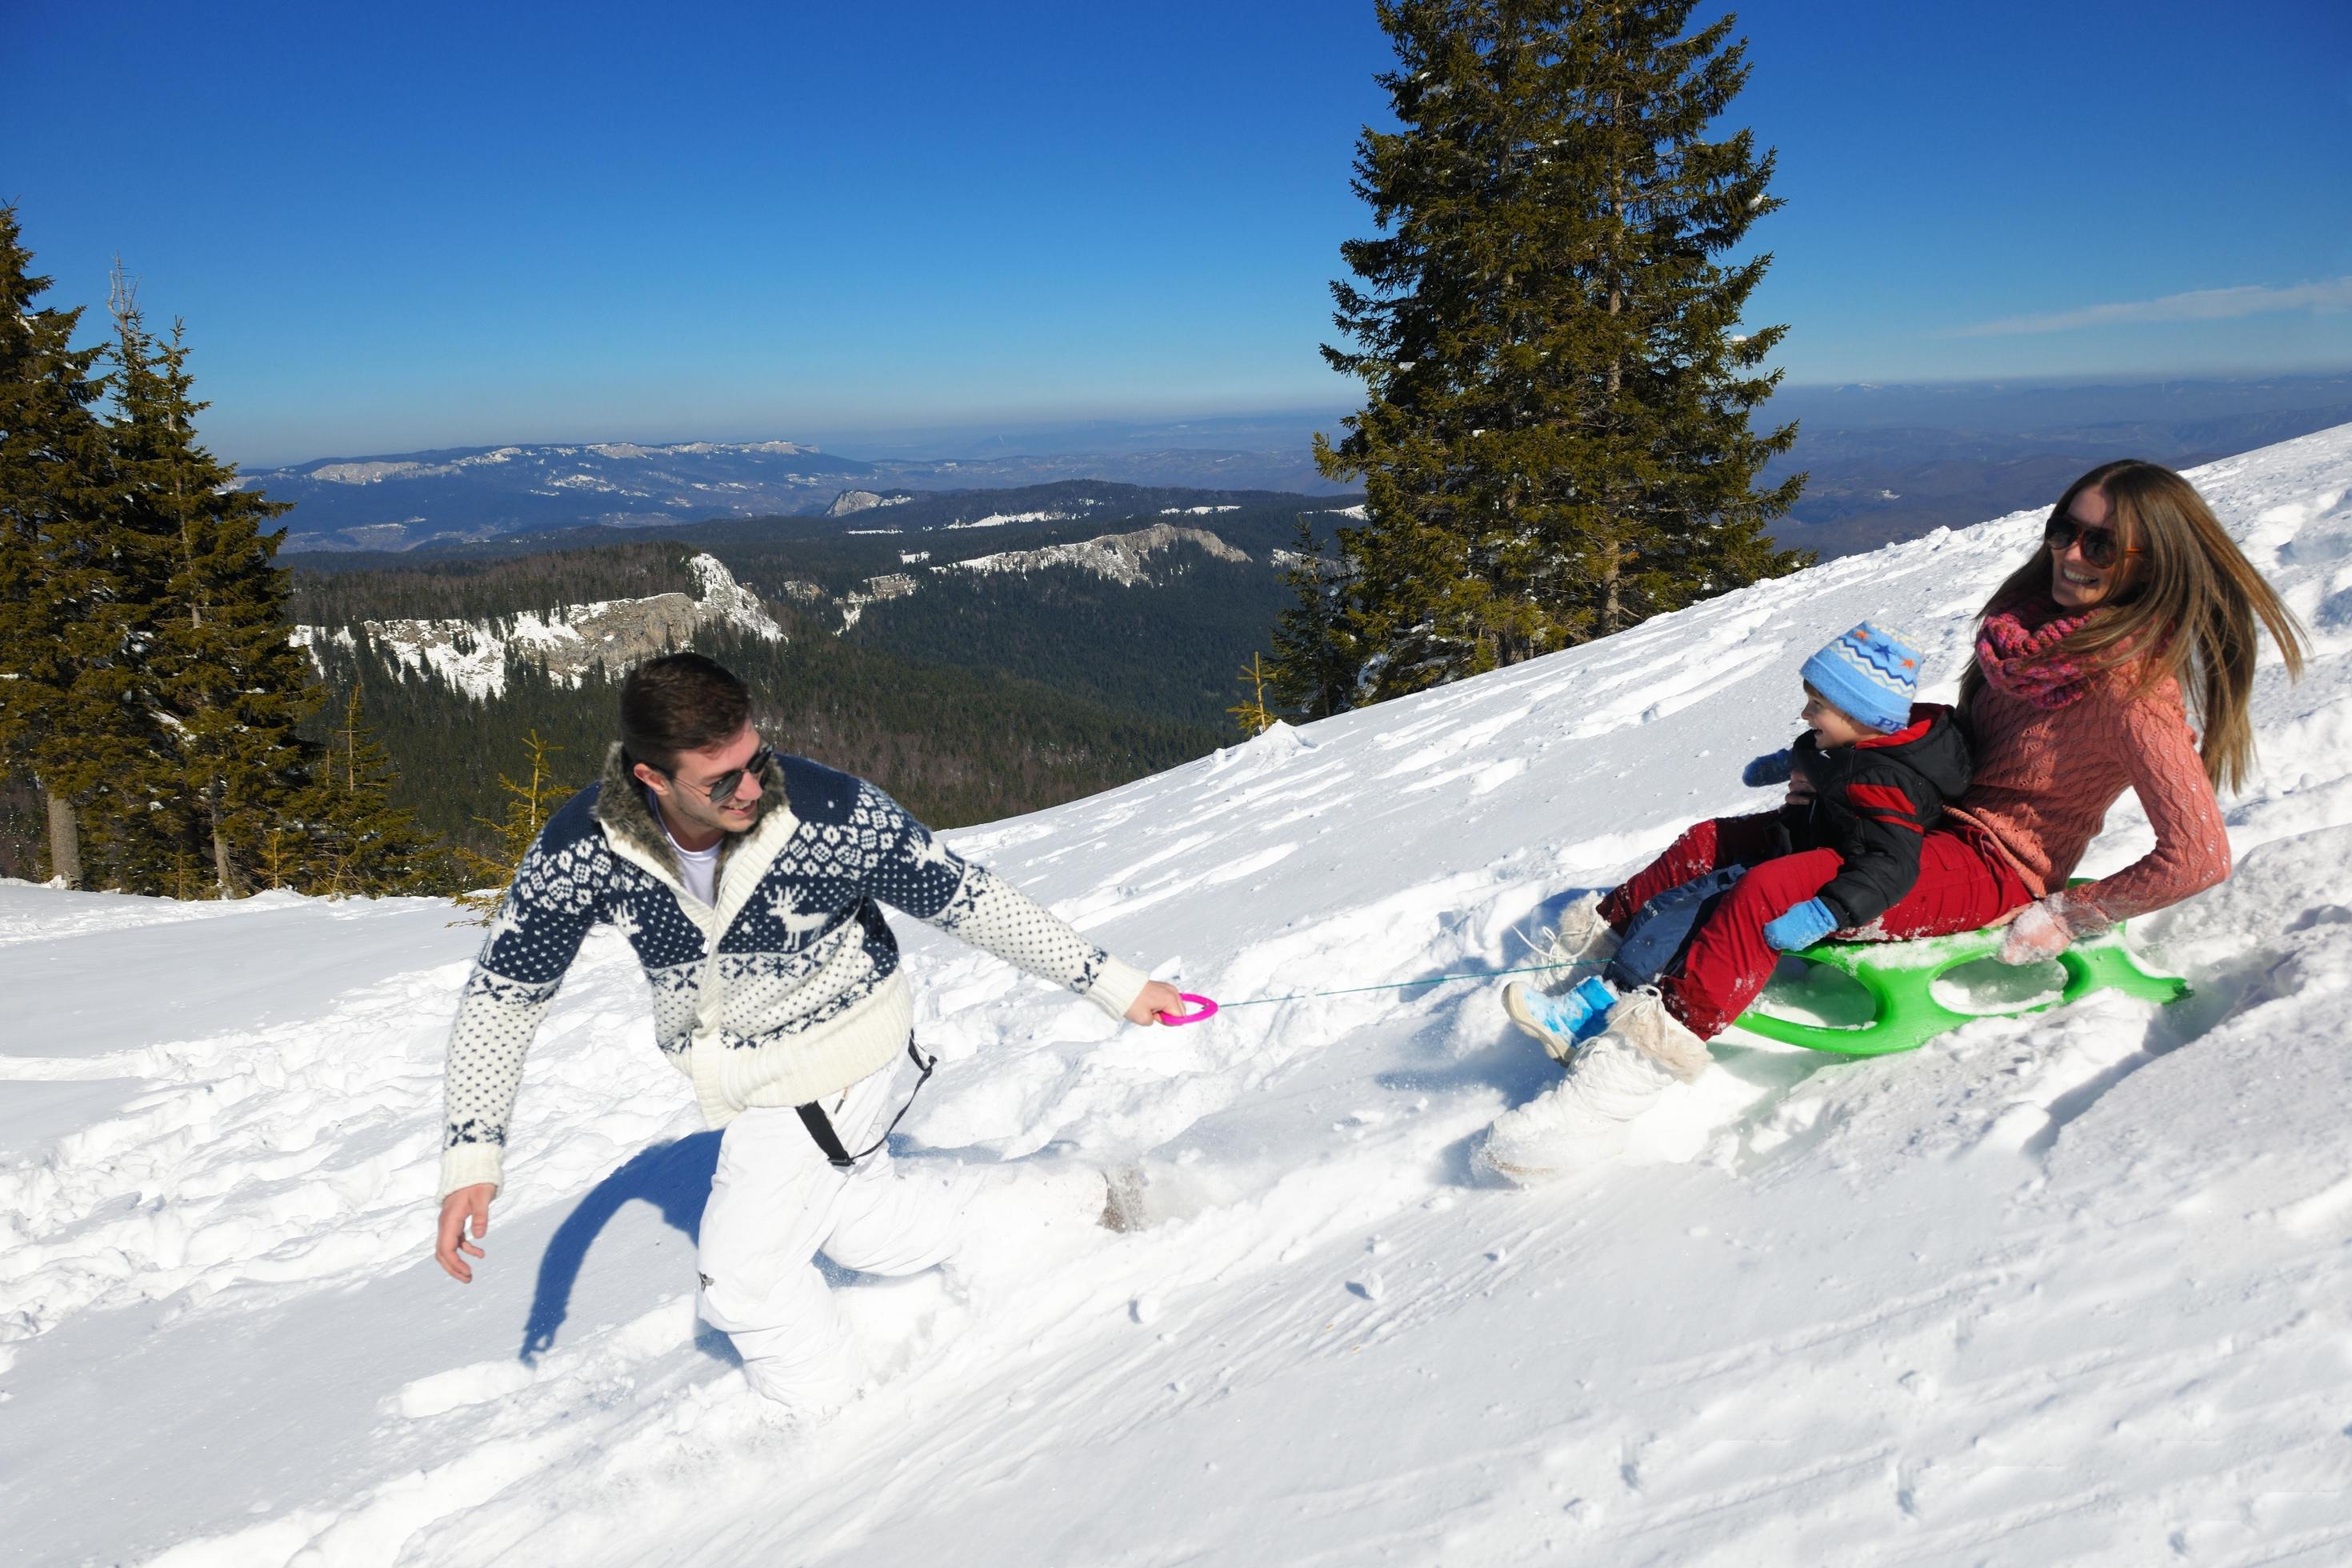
[254,440,882,551]
[817,522,1265,632]
[938,522,1252,587]
[253,444,1348,553]
[293,552,782,700]
[6,424,2351,1565]
[294,441,822,486]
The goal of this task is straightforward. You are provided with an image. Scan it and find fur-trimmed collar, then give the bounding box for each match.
[593,742,786,882]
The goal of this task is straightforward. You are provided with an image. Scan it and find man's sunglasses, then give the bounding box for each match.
[646,745,773,805]
[2044,515,2142,570]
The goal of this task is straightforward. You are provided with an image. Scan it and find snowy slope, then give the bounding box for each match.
[6,426,2352,1566]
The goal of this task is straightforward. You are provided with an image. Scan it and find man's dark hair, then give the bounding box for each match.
[620,652,751,771]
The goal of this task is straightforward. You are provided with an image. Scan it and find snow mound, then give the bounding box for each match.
[5,425,2351,1565]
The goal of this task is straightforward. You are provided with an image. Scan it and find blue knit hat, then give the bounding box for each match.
[1801,622,1922,734]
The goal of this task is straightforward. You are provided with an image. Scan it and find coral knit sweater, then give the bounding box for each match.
[1946,606,2231,929]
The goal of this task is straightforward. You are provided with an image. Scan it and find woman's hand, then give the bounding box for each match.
[1995,899,2072,965]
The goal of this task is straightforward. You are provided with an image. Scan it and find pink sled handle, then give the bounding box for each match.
[1158,992,1218,1026]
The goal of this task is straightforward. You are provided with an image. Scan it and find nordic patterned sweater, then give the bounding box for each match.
[438,745,1149,1198]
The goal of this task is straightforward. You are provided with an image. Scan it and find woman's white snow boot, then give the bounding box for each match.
[1478,987,1710,1185]
[1530,891,1621,994]
[1603,984,1713,1085]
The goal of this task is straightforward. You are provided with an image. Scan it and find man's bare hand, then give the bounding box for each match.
[1783,773,1815,808]
[436,1183,496,1283]
[1127,980,1187,1025]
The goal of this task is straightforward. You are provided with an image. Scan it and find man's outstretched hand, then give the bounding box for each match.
[1127,979,1187,1025]
[436,1183,497,1283]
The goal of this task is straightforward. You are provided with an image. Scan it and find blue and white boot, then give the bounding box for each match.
[1503,974,1618,1063]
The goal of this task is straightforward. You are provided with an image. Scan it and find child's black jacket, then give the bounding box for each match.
[1777,703,1974,931]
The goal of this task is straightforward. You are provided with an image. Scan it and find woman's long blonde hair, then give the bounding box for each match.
[1958,458,2308,792]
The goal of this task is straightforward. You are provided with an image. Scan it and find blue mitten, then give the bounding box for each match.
[1762,897,1838,951]
[1742,749,1794,787]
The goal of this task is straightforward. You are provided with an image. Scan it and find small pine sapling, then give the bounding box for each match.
[451,730,570,922]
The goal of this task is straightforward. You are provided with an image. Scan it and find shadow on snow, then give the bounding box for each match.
[521,1131,722,1365]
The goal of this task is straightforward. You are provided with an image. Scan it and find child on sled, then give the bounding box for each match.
[1494,622,1971,1147]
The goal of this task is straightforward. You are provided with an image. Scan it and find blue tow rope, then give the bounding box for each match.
[1214,959,1574,1010]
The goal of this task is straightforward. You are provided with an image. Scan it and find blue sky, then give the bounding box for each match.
[10,0,2349,466]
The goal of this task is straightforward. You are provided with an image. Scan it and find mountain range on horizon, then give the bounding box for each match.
[246,438,1352,552]
[241,370,2352,560]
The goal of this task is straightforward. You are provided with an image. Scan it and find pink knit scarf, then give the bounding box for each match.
[1976,602,2098,710]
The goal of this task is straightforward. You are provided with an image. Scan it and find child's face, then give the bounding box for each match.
[1801,686,1876,750]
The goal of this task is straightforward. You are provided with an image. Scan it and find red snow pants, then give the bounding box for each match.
[1598,813,2034,1040]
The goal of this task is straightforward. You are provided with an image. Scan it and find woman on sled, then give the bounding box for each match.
[1482,458,2307,1182]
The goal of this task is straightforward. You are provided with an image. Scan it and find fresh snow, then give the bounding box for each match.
[6,426,2352,1566]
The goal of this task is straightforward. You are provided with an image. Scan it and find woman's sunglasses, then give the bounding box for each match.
[2045,515,2142,570]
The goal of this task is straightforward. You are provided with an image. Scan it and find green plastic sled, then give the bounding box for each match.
[1731,912,2190,1058]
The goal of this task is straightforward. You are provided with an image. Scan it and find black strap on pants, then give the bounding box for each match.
[796,1038,937,1170]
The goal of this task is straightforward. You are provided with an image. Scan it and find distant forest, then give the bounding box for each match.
[848,554,1290,727]
[675,496,1310,730]
[291,539,1246,854]
[2,478,1342,879]
[290,540,703,625]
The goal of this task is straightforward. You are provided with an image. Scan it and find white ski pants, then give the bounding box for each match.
[696,1054,971,1412]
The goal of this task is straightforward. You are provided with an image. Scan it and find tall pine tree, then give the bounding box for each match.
[1266,517,1360,719]
[109,279,315,897]
[0,206,132,887]
[1303,0,1808,704]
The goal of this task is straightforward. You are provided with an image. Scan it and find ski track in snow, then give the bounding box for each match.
[5,426,2352,1565]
